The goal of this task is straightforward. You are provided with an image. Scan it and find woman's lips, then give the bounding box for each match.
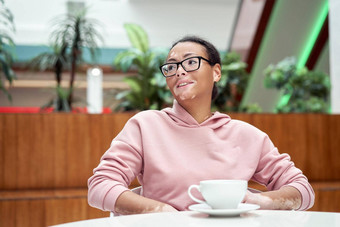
[177,81,194,88]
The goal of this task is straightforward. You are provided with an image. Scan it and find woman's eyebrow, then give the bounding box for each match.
[167,53,196,62]
[167,57,177,62]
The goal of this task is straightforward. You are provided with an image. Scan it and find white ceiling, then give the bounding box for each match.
[7,0,245,50]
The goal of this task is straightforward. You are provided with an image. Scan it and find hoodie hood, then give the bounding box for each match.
[162,100,231,129]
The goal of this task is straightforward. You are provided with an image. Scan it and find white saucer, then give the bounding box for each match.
[188,203,260,217]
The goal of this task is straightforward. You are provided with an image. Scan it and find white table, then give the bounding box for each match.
[54,210,340,227]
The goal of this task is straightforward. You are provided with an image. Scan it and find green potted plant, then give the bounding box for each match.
[264,57,331,113]
[113,23,172,111]
[29,44,70,111]
[29,8,103,111]
[0,0,16,101]
[213,52,254,112]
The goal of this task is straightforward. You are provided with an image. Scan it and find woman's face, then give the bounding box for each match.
[165,41,221,103]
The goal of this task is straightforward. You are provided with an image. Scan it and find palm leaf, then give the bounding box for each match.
[123,76,142,93]
[113,23,171,111]
[0,58,15,81]
[0,32,15,46]
[0,46,14,64]
[124,23,149,52]
[0,0,15,101]
[114,50,143,72]
[0,2,15,32]
[40,8,104,110]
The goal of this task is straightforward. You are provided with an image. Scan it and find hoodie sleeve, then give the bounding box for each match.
[251,134,315,210]
[88,116,143,212]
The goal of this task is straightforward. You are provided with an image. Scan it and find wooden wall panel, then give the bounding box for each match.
[66,114,91,188]
[305,115,333,181]
[16,115,37,188]
[328,116,340,180]
[16,199,45,227]
[274,114,309,175]
[0,115,18,189]
[228,113,253,125]
[0,113,138,190]
[87,114,106,183]
[45,198,88,226]
[1,113,340,188]
[1,183,339,227]
[309,182,340,212]
[251,114,282,140]
[0,196,108,227]
[41,114,57,188]
[0,113,340,227]
[0,115,2,187]
[53,114,68,188]
[0,199,16,227]
[227,114,336,181]
[313,190,340,212]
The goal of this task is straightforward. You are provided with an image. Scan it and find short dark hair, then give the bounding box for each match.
[171,36,221,66]
[171,36,220,100]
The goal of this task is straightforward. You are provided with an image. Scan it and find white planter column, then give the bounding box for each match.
[87,67,103,114]
[329,0,340,113]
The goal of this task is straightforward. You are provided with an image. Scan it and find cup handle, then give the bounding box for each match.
[188,185,206,204]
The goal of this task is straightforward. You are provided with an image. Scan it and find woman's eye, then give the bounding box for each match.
[188,59,197,65]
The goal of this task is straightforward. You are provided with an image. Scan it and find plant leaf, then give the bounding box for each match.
[124,23,149,52]
[123,76,142,93]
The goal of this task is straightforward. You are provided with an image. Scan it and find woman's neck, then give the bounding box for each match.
[178,98,212,124]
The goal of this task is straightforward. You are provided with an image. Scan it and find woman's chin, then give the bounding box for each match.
[176,93,197,101]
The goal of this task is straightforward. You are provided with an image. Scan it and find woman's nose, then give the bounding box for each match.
[176,65,186,77]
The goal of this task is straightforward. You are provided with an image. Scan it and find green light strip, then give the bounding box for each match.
[297,1,329,69]
[278,0,329,108]
[241,0,281,109]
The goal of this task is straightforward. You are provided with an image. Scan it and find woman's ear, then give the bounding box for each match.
[213,64,221,82]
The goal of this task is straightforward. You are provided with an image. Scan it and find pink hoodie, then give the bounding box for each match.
[88,100,314,212]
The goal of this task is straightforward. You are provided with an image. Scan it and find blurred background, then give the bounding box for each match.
[1,0,337,114]
[1,0,340,226]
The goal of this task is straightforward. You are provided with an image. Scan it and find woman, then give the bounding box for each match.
[88,36,314,215]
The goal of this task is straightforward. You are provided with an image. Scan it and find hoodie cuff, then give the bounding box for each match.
[103,184,129,212]
[287,182,314,211]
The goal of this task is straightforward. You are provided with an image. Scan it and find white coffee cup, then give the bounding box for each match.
[188,180,247,209]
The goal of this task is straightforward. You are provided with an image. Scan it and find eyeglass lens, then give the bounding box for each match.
[161,57,200,77]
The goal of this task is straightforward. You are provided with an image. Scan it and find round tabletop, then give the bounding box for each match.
[53,210,340,227]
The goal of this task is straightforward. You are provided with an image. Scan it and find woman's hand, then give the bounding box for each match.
[115,191,178,215]
[243,186,302,210]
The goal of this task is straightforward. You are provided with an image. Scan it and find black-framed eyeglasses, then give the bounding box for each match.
[159,56,211,77]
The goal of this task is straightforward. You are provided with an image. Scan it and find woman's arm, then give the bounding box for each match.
[243,186,302,210]
[249,131,314,210]
[115,191,178,215]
